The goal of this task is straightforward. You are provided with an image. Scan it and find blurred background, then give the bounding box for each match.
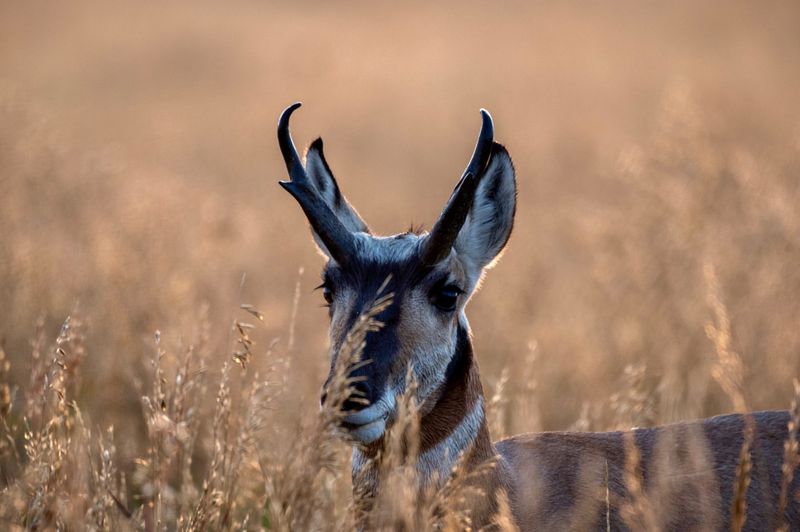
[1,0,799,454]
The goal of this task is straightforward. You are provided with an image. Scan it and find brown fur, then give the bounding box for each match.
[484,411,797,530]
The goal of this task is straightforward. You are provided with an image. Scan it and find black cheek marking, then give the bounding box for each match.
[443,325,471,385]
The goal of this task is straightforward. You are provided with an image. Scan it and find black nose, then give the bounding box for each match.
[320,381,372,411]
[343,381,371,412]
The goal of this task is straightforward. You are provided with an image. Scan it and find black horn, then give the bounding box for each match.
[421,109,494,265]
[278,102,357,265]
[421,172,479,265]
[463,109,494,181]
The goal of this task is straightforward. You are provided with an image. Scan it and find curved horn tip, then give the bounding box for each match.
[479,108,494,133]
[279,102,303,124]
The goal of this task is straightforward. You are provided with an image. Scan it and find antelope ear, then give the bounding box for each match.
[454,143,517,281]
[305,138,369,237]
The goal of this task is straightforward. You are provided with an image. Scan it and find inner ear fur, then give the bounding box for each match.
[454,143,517,276]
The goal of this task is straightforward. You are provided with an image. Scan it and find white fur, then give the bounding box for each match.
[398,293,460,410]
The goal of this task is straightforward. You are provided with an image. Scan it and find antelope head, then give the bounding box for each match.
[278,103,516,444]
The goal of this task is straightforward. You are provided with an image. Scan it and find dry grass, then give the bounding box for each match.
[2,0,800,529]
[776,379,800,532]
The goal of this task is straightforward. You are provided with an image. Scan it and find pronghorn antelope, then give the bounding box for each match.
[276,102,798,530]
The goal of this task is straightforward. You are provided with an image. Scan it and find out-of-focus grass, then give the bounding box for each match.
[1,1,799,528]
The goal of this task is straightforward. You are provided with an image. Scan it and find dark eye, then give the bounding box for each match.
[431,285,462,312]
[317,282,334,305]
[322,285,333,305]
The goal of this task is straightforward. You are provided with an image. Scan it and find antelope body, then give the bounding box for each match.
[276,103,798,530]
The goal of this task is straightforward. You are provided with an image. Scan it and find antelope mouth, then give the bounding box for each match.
[341,395,395,443]
[342,416,387,444]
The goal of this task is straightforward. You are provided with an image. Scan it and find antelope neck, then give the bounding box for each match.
[417,324,494,484]
[352,323,494,488]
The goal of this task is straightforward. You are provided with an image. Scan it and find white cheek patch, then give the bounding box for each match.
[396,291,459,405]
[328,288,358,351]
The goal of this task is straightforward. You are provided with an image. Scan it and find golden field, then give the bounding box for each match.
[1,1,800,529]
